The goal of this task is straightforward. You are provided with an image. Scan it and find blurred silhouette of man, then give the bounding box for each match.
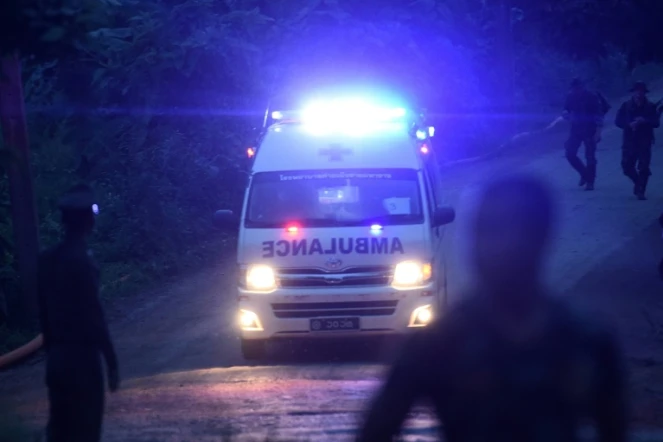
[357,174,627,442]
[37,184,119,442]
[615,81,660,200]
[562,78,608,191]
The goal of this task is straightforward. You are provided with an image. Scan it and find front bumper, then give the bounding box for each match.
[237,285,437,340]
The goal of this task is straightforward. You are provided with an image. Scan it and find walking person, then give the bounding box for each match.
[562,78,609,191]
[615,81,661,200]
[357,174,627,442]
[37,184,119,442]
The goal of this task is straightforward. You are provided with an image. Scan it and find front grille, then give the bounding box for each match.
[278,266,392,289]
[271,300,398,318]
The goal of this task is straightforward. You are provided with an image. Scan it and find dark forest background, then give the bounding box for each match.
[2,0,663,351]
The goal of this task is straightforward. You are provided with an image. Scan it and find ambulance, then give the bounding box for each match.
[213,97,456,359]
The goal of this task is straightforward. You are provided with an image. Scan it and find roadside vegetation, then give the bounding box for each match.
[2,0,663,353]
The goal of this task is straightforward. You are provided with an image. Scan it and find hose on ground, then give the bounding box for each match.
[0,334,43,369]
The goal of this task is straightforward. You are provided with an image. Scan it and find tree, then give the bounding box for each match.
[0,0,113,327]
[1,0,659,333]
[0,52,39,328]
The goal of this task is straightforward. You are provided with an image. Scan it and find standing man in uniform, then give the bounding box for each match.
[615,81,660,200]
[37,184,120,442]
[562,78,608,191]
[357,174,627,442]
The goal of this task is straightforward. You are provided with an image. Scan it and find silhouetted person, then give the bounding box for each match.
[615,81,660,200]
[357,174,627,442]
[37,184,119,442]
[562,78,608,191]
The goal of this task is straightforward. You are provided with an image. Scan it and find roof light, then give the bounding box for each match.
[302,99,407,125]
[269,97,411,135]
[391,108,407,118]
[428,126,435,137]
[420,145,429,154]
[370,224,383,234]
[416,129,427,140]
[286,225,299,234]
[304,121,407,137]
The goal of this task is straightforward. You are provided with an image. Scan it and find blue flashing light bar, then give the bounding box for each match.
[268,97,429,137]
[301,99,407,126]
[270,98,409,124]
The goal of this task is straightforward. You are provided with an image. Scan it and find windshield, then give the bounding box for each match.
[245,169,423,228]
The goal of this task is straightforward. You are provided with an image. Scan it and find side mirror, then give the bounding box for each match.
[431,207,455,227]
[213,209,240,230]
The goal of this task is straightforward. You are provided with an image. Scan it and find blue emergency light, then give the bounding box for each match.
[262,97,434,143]
[272,103,406,123]
[301,99,407,124]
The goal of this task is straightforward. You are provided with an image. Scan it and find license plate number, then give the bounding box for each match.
[310,317,360,332]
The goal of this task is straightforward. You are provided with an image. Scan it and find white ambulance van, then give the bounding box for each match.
[213,98,455,359]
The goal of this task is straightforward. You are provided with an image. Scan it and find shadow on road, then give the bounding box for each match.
[253,336,403,366]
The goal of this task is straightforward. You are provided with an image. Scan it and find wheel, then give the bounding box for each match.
[240,338,267,360]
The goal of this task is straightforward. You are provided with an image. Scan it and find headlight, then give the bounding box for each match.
[392,260,432,289]
[246,265,277,291]
[409,305,433,327]
[238,309,263,331]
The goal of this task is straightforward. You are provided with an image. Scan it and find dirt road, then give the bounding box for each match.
[2,102,663,440]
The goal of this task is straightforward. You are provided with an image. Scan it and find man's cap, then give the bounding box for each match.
[57,184,97,212]
[630,81,649,93]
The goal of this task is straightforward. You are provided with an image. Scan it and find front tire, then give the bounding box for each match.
[240,339,267,360]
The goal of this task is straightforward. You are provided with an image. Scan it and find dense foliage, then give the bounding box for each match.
[1,0,663,335]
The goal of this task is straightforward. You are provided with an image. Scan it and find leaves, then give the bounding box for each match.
[0,148,17,170]
[40,26,66,42]
[0,0,659,317]
[89,27,133,39]
[91,67,106,85]
[2,1,97,56]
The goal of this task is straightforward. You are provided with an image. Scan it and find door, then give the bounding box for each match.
[422,164,447,311]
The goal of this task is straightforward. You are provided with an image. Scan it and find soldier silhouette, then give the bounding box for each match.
[37,184,119,442]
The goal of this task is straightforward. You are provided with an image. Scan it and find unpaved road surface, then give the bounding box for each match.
[2,94,663,440]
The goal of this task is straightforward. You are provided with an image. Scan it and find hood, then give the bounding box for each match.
[237,224,430,269]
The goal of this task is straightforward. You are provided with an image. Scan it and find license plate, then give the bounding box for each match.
[310,317,360,332]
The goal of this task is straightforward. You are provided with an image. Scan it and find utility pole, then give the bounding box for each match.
[0,51,40,328]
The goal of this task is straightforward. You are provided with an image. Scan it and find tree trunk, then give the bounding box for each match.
[0,52,40,329]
